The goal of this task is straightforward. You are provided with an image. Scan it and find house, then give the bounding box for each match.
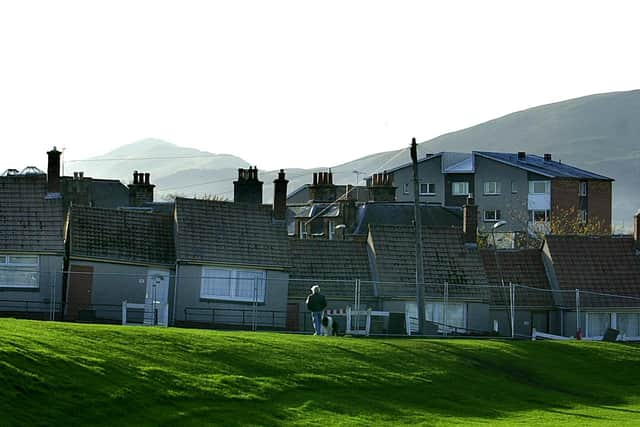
[390,151,614,246]
[480,248,556,336]
[172,167,291,329]
[540,215,640,339]
[65,205,175,324]
[287,239,373,332]
[0,149,65,319]
[366,224,492,334]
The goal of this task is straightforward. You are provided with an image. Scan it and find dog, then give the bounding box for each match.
[321,315,339,336]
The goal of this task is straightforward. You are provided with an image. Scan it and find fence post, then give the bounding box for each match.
[510,282,515,339]
[443,281,449,337]
[575,288,581,339]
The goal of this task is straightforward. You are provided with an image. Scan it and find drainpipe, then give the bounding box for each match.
[172,262,180,326]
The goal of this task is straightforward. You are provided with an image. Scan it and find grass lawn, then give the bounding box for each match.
[1,319,639,426]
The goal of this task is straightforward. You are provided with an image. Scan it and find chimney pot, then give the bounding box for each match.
[634,210,640,245]
[144,172,150,185]
[517,151,526,161]
[544,153,552,162]
[46,147,61,195]
[273,169,289,220]
[313,172,318,185]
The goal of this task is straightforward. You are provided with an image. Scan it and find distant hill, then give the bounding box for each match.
[67,91,640,227]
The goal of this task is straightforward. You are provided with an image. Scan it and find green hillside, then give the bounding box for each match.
[1,319,639,426]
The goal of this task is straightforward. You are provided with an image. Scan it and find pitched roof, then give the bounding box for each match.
[543,235,640,307]
[480,249,554,307]
[0,175,64,253]
[368,225,490,301]
[68,206,175,265]
[174,198,289,269]
[288,239,373,300]
[475,151,613,181]
[353,202,462,235]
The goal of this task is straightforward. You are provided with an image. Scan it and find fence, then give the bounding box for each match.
[1,268,639,339]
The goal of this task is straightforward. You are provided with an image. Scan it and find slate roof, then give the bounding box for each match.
[543,235,640,308]
[368,225,490,301]
[353,202,462,235]
[0,175,64,253]
[68,206,175,265]
[480,249,554,308]
[174,198,289,269]
[288,239,373,300]
[475,152,613,181]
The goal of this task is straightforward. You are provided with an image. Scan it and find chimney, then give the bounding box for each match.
[308,169,337,202]
[634,210,640,246]
[544,153,552,162]
[517,151,526,161]
[463,196,478,246]
[233,166,263,204]
[128,170,155,207]
[46,147,61,198]
[367,171,396,202]
[273,169,289,220]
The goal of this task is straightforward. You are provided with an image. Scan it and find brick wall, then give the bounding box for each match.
[551,178,611,234]
[551,179,579,220]
[587,180,612,233]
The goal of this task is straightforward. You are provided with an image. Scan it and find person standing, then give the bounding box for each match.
[306,285,327,335]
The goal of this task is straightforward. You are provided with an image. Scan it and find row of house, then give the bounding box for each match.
[1,148,638,339]
[288,151,614,248]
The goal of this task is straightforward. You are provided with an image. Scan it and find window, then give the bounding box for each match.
[419,183,436,195]
[484,209,501,222]
[511,181,518,193]
[483,181,501,195]
[579,181,588,196]
[403,183,409,195]
[529,210,550,222]
[586,313,610,338]
[452,182,469,196]
[617,313,640,338]
[529,180,550,194]
[0,255,39,288]
[201,267,266,302]
[299,222,307,239]
[406,302,467,333]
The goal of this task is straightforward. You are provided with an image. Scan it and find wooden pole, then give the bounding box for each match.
[411,138,426,335]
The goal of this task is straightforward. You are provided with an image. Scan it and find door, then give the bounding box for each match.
[67,265,94,320]
[145,269,170,326]
[531,311,549,334]
[286,303,299,331]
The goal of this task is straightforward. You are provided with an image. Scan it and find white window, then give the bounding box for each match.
[579,181,588,196]
[201,267,266,302]
[299,222,307,240]
[419,183,436,195]
[0,255,39,288]
[529,180,550,194]
[529,210,550,222]
[406,302,467,333]
[617,313,640,338]
[483,181,501,195]
[403,183,409,195]
[484,209,501,222]
[586,312,610,338]
[328,220,336,240]
[511,181,518,193]
[452,182,469,196]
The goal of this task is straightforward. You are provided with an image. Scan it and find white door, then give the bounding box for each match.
[145,269,170,326]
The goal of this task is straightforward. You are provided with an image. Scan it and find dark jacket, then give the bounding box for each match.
[306,292,327,312]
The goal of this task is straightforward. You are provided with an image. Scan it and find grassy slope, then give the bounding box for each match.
[1,319,639,426]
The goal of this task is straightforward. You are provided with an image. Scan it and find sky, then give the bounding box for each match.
[1,0,639,172]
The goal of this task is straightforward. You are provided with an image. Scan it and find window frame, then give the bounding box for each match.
[451,182,470,196]
[200,267,266,303]
[483,181,501,195]
[0,254,40,288]
[483,209,502,222]
[579,181,588,196]
[419,183,436,196]
[529,180,550,194]
[402,183,409,195]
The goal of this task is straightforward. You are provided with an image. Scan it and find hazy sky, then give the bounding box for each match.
[1,0,639,172]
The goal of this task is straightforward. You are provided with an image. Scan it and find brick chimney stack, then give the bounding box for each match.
[273,169,289,220]
[128,170,155,206]
[46,147,61,198]
[367,171,396,202]
[463,196,478,246]
[308,169,337,202]
[234,166,263,204]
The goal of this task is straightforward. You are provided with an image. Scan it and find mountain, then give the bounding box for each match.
[68,91,640,227]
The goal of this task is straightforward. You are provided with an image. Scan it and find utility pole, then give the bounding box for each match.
[411,138,426,335]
